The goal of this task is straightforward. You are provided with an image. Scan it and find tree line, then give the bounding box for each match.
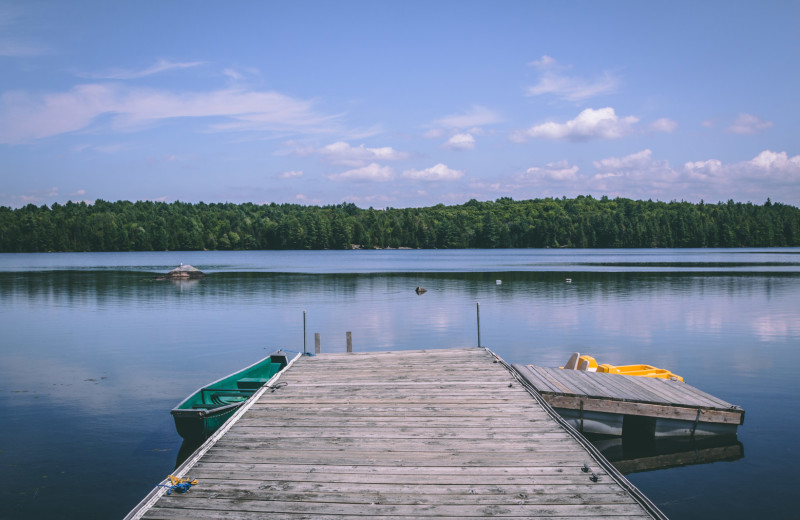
[1,196,799,252]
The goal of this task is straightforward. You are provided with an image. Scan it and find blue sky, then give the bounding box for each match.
[1,0,799,208]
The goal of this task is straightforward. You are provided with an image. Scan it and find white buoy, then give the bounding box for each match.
[496,280,502,285]
[565,278,572,283]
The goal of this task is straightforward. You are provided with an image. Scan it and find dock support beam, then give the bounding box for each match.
[476,302,481,348]
[315,333,321,354]
[346,331,352,352]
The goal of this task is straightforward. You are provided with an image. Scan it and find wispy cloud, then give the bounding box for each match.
[726,113,773,135]
[73,143,130,154]
[279,170,304,179]
[426,105,502,148]
[88,59,204,80]
[523,160,579,182]
[0,83,340,144]
[319,141,408,167]
[443,133,475,150]
[433,105,503,129]
[526,56,619,102]
[328,163,394,182]
[402,163,464,182]
[593,149,661,172]
[511,107,638,142]
[0,40,45,57]
[0,2,47,57]
[649,118,678,133]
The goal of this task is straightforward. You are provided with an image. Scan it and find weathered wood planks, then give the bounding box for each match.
[128,348,664,519]
[514,364,744,429]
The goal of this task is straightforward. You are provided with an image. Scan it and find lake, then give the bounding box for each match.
[1,248,799,519]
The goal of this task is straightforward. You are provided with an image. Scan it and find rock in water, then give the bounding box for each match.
[415,286,427,294]
[165,264,205,279]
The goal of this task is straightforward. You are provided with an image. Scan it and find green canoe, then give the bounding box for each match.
[170,350,294,439]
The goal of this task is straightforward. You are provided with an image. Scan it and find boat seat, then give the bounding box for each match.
[563,352,580,369]
[237,377,269,389]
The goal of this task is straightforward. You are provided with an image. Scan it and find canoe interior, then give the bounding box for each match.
[171,351,290,439]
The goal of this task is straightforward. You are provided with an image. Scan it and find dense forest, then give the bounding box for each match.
[1,196,799,252]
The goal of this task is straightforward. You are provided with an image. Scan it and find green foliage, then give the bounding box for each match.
[1,197,799,252]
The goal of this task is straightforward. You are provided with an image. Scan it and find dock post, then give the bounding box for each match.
[346,331,352,352]
[303,310,307,354]
[476,302,481,348]
[315,333,321,354]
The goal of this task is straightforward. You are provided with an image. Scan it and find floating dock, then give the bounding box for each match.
[513,365,744,437]
[127,347,666,519]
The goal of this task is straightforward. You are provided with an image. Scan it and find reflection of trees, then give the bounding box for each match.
[2,197,799,252]
[2,271,796,310]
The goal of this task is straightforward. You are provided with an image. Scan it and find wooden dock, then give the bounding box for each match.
[127,347,666,519]
[513,365,744,437]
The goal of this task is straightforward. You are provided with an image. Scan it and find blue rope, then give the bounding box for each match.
[158,482,193,495]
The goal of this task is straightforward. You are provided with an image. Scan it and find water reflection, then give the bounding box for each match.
[1,252,800,520]
[3,269,799,302]
[2,248,800,273]
[176,437,205,468]
[589,434,744,475]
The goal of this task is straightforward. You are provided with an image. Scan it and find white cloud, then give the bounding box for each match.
[88,59,204,80]
[589,150,680,196]
[444,133,475,150]
[593,149,657,171]
[342,193,395,205]
[1,186,60,207]
[591,149,800,202]
[221,66,261,84]
[294,194,325,205]
[726,113,773,134]
[279,170,304,179]
[747,150,800,176]
[275,140,316,157]
[434,105,503,129]
[423,128,445,139]
[526,55,619,102]
[684,159,723,180]
[402,163,464,182]
[650,118,678,133]
[435,149,800,205]
[524,160,579,181]
[0,83,339,143]
[513,107,638,142]
[319,141,407,167]
[328,163,394,182]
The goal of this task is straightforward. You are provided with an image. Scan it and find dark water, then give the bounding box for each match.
[1,249,798,519]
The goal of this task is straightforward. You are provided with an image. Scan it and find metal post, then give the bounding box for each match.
[303,310,307,354]
[476,302,481,348]
[346,331,352,353]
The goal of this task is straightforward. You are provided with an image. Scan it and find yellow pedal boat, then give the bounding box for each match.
[560,353,683,382]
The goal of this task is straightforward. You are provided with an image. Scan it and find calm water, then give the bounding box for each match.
[1,249,799,519]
